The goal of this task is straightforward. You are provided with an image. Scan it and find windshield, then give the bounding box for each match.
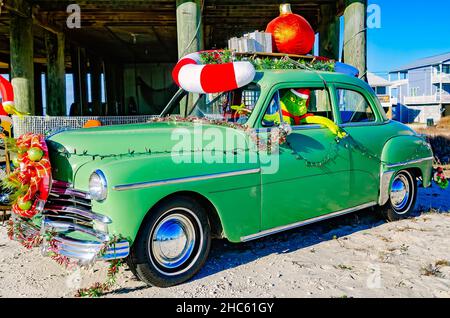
[161,83,261,124]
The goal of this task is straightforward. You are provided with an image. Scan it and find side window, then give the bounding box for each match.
[337,89,375,124]
[262,87,333,127]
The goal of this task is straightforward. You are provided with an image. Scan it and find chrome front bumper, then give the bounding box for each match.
[41,219,130,266]
[12,180,130,266]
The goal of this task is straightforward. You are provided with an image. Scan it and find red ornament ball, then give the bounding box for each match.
[266,4,315,55]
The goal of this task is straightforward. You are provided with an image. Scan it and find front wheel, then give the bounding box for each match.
[380,170,418,222]
[127,196,211,287]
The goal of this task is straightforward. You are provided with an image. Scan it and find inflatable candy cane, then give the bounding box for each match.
[172,50,256,94]
[0,75,28,117]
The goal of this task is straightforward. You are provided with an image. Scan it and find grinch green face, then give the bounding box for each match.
[280,90,308,116]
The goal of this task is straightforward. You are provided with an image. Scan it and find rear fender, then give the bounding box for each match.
[378,135,433,205]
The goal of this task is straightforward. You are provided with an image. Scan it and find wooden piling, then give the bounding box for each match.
[343,0,367,81]
[176,0,203,58]
[319,4,340,60]
[176,0,203,115]
[10,14,35,115]
[90,55,102,115]
[45,31,66,116]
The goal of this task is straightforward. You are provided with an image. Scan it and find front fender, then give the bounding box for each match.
[74,153,261,243]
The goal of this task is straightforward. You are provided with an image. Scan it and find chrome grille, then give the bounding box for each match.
[43,180,110,230]
[40,179,130,265]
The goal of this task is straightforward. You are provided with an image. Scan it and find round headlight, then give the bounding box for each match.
[89,170,107,201]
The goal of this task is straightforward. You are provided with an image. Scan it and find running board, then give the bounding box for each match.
[240,202,377,242]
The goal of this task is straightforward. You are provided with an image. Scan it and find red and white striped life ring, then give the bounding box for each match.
[0,75,13,116]
[172,50,256,94]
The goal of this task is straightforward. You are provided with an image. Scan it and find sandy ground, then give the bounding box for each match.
[0,185,449,298]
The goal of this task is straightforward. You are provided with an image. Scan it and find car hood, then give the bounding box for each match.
[46,121,249,182]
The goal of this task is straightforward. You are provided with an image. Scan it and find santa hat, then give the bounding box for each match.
[290,89,310,100]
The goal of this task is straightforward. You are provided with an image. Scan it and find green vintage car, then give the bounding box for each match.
[38,69,433,287]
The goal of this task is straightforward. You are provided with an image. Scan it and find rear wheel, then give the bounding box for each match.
[381,170,417,222]
[127,196,211,287]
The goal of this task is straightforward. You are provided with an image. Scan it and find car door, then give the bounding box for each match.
[258,82,355,231]
[332,83,390,207]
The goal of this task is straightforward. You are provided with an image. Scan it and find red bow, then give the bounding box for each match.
[10,133,51,218]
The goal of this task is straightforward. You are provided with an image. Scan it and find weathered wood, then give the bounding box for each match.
[90,55,103,115]
[70,46,81,115]
[176,0,203,116]
[71,47,89,115]
[45,31,66,115]
[343,0,367,81]
[318,4,340,60]
[176,0,203,58]
[79,48,89,115]
[34,64,43,116]
[104,62,117,115]
[10,13,35,115]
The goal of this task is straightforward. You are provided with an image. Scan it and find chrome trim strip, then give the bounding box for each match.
[113,168,261,191]
[385,156,434,169]
[240,202,377,242]
[379,170,395,206]
[339,121,388,128]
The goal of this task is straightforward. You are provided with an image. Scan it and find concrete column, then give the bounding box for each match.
[176,0,203,58]
[318,4,340,60]
[344,0,367,81]
[45,31,66,115]
[10,14,35,115]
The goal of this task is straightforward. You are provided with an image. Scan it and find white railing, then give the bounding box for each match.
[441,94,450,102]
[403,94,450,105]
[432,72,450,84]
[404,95,439,104]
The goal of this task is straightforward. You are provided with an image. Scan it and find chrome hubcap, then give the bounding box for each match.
[151,213,196,270]
[390,174,410,212]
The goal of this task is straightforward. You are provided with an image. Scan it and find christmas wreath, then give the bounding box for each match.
[1,133,51,218]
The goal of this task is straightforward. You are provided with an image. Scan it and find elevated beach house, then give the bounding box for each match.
[389,52,450,124]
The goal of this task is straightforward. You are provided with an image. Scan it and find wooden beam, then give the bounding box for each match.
[44,31,66,115]
[2,0,32,18]
[318,4,340,60]
[10,13,35,115]
[343,0,367,81]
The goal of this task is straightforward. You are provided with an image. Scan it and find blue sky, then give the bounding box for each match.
[367,0,450,75]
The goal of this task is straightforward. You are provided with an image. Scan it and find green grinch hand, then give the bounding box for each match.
[231,104,252,115]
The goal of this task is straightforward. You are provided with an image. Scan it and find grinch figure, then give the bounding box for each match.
[265,89,347,138]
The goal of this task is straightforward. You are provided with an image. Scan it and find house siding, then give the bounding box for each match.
[390,55,450,124]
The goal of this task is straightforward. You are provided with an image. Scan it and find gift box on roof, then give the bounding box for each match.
[228,31,272,54]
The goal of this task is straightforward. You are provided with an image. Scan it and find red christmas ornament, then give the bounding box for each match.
[266,3,315,55]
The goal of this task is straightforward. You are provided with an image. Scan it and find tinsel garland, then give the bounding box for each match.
[54,116,287,160]
[199,50,335,72]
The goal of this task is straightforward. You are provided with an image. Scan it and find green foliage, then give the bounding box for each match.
[200,50,232,64]
[199,50,336,72]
